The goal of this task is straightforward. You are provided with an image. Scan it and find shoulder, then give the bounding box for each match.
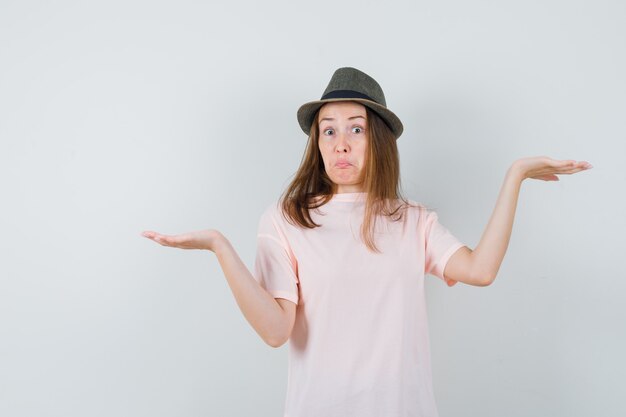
[260,200,282,223]
[259,199,292,229]
[402,198,431,219]
[400,199,448,232]
[261,200,280,217]
[404,198,426,209]
[256,201,281,236]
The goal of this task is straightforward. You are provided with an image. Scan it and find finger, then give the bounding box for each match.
[540,163,592,176]
[557,166,592,175]
[142,232,166,243]
[556,160,577,167]
[164,234,186,246]
[157,234,191,248]
[154,235,172,246]
[527,159,590,174]
[555,159,588,169]
[142,231,171,242]
[562,160,592,169]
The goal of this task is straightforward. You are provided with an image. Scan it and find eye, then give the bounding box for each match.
[323,128,334,135]
[352,126,364,134]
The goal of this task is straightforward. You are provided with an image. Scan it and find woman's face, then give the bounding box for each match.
[317,101,368,194]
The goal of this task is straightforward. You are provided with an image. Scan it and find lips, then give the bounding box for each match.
[335,160,352,167]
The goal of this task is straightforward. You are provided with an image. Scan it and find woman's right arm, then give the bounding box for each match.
[141,228,294,347]
[213,233,295,348]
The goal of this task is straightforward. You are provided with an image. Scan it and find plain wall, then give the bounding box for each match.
[1,0,624,416]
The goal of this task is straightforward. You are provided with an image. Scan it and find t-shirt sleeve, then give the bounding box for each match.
[252,204,300,305]
[423,209,466,287]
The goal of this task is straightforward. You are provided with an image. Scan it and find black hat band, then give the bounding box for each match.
[321,90,377,103]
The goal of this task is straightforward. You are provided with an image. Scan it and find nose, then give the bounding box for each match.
[335,132,349,153]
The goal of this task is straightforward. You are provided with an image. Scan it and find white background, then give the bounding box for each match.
[1,1,624,416]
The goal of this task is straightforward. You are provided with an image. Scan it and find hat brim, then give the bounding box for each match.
[297,98,404,140]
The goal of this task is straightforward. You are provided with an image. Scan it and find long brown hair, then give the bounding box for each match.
[279,103,423,253]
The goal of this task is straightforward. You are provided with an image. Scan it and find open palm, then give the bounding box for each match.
[513,156,593,181]
[141,229,222,252]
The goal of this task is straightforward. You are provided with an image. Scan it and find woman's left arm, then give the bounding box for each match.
[444,156,593,286]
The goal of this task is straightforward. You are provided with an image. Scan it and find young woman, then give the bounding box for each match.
[141,67,592,417]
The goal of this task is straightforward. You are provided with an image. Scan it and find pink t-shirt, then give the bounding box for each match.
[253,192,466,417]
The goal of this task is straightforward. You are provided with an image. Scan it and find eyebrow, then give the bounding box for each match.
[319,115,366,124]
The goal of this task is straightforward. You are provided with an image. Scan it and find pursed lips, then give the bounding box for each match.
[335,160,352,167]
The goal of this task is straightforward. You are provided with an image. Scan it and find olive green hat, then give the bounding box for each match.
[297,67,404,139]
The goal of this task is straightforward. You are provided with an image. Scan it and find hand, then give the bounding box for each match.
[140,229,224,252]
[511,156,593,181]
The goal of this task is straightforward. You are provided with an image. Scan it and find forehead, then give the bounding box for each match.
[318,101,367,119]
